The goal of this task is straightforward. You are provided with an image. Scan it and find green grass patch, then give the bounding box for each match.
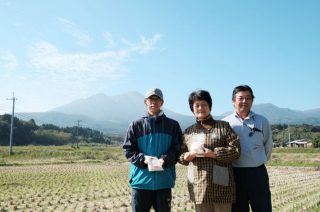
[0,145,126,166]
[273,147,320,154]
[269,148,320,167]
[1,145,319,167]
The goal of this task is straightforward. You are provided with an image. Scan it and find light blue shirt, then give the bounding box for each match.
[223,111,273,167]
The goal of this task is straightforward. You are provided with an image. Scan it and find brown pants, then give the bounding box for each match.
[195,203,232,212]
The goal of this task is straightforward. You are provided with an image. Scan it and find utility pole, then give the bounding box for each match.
[288,124,291,145]
[288,125,290,142]
[76,120,82,148]
[6,93,17,156]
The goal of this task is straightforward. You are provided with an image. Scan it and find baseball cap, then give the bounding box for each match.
[145,88,163,100]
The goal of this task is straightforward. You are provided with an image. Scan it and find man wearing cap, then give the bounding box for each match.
[123,88,182,212]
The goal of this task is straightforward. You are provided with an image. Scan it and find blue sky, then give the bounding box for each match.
[0,0,319,116]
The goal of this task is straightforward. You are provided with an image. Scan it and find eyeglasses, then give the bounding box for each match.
[236,97,253,102]
[193,103,209,109]
[147,96,161,102]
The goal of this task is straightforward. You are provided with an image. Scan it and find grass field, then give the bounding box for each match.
[0,145,126,166]
[269,148,320,167]
[0,145,320,211]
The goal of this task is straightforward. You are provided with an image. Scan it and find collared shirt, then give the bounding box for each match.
[223,111,273,167]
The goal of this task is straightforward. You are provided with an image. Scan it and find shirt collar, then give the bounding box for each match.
[234,111,255,120]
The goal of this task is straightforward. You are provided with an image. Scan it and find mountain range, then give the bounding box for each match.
[20,92,320,135]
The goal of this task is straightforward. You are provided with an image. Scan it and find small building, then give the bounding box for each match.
[288,139,309,148]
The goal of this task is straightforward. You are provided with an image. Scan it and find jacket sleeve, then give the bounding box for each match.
[122,122,148,169]
[160,121,182,167]
[214,122,241,163]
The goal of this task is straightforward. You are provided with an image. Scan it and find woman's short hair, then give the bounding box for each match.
[188,90,212,112]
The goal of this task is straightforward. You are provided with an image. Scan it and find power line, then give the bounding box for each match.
[6,92,17,156]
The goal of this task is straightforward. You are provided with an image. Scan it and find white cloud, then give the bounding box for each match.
[122,33,162,54]
[103,32,115,48]
[0,51,19,73]
[1,33,162,112]
[26,33,161,87]
[138,33,162,54]
[27,41,128,82]
[57,17,92,47]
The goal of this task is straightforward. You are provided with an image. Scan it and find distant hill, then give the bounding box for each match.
[22,92,195,134]
[253,103,320,124]
[223,103,320,125]
[20,92,320,135]
[50,92,146,123]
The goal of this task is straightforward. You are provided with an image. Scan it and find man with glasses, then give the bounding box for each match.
[223,85,273,212]
[123,88,182,212]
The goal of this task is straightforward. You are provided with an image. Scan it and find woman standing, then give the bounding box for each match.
[179,90,240,212]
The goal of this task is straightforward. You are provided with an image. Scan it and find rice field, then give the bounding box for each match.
[1,163,320,212]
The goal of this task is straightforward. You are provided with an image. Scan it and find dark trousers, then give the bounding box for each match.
[232,165,272,212]
[131,188,172,212]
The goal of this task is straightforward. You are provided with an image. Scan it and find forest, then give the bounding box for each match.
[272,124,320,147]
[0,114,122,146]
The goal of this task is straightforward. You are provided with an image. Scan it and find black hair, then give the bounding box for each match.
[232,85,255,100]
[188,90,212,112]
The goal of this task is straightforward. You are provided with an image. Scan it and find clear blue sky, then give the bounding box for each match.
[0,0,319,116]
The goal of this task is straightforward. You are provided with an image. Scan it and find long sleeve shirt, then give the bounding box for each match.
[223,111,273,167]
[179,117,240,204]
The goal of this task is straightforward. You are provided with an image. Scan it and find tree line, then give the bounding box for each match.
[0,114,123,146]
[272,124,320,148]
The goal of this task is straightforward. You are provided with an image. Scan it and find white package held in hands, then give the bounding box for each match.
[145,156,164,171]
[188,133,206,157]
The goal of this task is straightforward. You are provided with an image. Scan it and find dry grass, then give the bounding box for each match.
[0,163,320,211]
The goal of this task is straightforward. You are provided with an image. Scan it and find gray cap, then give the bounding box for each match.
[145,88,163,100]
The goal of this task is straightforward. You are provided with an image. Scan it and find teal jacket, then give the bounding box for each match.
[123,112,182,190]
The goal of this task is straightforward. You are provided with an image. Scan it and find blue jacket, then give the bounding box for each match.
[123,112,182,190]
